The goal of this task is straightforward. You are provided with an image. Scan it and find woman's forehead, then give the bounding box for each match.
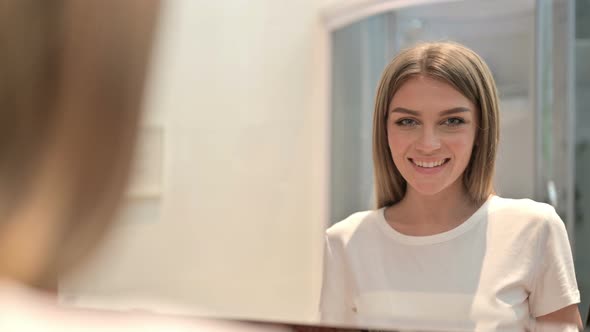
[389,77,475,115]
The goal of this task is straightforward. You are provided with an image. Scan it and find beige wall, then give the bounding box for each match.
[61,0,333,323]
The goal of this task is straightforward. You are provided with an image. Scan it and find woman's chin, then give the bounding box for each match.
[406,181,455,197]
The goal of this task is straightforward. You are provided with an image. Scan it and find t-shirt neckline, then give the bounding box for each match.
[376,195,496,245]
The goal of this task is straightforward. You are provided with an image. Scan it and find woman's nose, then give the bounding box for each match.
[415,128,441,153]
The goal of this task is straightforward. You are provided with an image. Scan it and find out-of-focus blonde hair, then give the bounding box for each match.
[0,0,160,287]
[373,41,500,208]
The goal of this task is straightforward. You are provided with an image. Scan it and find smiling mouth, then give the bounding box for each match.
[409,158,450,168]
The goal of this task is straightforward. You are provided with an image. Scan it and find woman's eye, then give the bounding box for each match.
[395,118,418,127]
[444,117,465,127]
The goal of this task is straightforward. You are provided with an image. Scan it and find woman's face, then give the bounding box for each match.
[387,75,478,197]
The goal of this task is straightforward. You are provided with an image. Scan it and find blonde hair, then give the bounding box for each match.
[372,41,500,208]
[0,0,160,287]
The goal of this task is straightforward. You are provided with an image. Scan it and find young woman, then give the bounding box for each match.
[320,42,582,331]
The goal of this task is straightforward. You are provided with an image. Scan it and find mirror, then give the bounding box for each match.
[54,0,589,331]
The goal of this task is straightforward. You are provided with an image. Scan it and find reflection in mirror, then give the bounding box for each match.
[323,0,585,330]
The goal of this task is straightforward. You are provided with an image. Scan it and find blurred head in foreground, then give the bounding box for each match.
[0,0,160,289]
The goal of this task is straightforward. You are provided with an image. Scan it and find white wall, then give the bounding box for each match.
[61,0,331,323]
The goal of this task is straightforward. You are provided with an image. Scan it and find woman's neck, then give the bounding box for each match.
[385,180,482,236]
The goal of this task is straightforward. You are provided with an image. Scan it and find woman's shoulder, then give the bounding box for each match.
[489,195,563,229]
[325,209,383,242]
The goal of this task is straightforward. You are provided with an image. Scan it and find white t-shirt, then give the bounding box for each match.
[319,196,580,331]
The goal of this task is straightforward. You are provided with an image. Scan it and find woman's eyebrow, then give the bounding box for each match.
[390,107,419,116]
[389,107,471,116]
[440,107,471,116]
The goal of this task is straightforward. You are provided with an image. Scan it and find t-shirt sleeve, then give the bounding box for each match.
[529,207,580,317]
[318,234,356,325]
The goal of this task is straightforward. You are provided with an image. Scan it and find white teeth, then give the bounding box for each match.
[413,159,446,168]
